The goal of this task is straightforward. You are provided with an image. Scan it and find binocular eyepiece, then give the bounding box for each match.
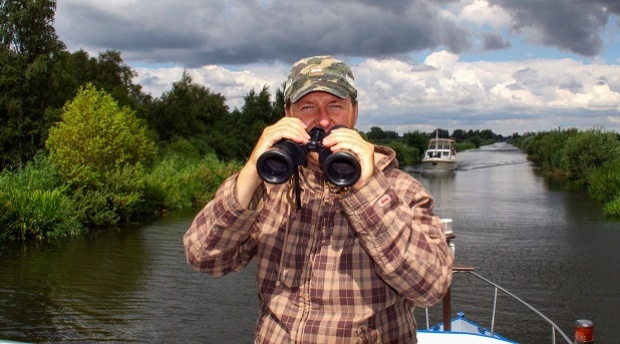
[257,126,361,187]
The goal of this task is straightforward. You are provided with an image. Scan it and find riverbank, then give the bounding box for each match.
[512,128,620,217]
[0,154,240,241]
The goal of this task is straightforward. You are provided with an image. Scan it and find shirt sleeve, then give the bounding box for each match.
[340,168,454,308]
[183,174,263,276]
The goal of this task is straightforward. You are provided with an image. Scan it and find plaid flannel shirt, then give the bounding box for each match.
[184,146,453,343]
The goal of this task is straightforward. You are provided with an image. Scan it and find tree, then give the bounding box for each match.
[0,0,66,168]
[1,2,148,169]
[149,71,228,144]
[0,0,63,57]
[47,83,156,185]
[241,85,277,125]
[452,129,466,140]
[235,86,276,157]
[272,82,286,120]
[46,84,157,224]
[403,130,429,158]
[432,128,450,139]
[367,127,387,141]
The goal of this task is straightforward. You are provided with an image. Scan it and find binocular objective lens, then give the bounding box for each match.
[263,159,289,177]
[323,153,361,187]
[327,160,356,178]
[257,148,296,184]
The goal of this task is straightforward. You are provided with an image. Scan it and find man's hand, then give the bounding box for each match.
[321,127,375,190]
[236,118,309,208]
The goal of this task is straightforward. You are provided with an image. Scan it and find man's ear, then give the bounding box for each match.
[284,104,291,117]
[349,100,359,128]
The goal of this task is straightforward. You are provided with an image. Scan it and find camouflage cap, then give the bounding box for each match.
[283,56,357,103]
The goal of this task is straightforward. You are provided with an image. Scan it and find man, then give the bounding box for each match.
[184,56,453,343]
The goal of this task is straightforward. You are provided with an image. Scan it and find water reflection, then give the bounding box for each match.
[1,227,148,342]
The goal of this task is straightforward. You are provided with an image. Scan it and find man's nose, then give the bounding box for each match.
[317,107,331,129]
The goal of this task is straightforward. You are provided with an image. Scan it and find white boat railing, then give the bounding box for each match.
[469,271,572,343]
[425,270,573,344]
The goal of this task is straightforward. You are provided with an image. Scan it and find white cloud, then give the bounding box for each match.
[457,0,512,29]
[133,53,620,135]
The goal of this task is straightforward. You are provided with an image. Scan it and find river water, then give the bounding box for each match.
[1,143,619,343]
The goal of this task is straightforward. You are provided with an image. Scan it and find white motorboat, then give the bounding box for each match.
[422,131,457,171]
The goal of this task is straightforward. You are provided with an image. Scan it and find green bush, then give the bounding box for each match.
[384,142,420,167]
[525,129,579,175]
[143,154,241,212]
[588,159,620,203]
[602,197,620,217]
[588,158,620,205]
[69,188,120,227]
[59,164,149,227]
[454,141,476,152]
[518,128,620,218]
[158,137,203,161]
[564,128,620,185]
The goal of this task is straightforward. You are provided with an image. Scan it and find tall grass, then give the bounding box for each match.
[1,188,81,241]
[0,156,82,241]
[1,153,241,242]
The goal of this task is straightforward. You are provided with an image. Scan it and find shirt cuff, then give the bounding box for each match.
[341,171,392,220]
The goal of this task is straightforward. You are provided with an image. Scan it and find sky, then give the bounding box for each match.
[53,0,620,136]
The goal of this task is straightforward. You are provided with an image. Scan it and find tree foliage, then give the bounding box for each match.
[47,83,156,186]
[403,130,428,158]
[564,128,620,185]
[0,0,63,56]
[514,128,620,217]
[518,128,580,174]
[149,71,228,144]
[0,0,66,167]
[367,126,399,141]
[1,0,148,169]
[45,84,157,225]
[588,157,620,216]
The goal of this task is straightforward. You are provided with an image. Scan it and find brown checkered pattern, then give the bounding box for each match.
[184,146,454,343]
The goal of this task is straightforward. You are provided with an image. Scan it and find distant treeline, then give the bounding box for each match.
[512,128,620,217]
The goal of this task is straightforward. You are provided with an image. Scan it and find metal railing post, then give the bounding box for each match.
[490,287,498,336]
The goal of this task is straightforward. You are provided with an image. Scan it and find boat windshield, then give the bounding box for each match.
[429,139,453,150]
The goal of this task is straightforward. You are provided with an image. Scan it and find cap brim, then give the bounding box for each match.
[289,80,350,103]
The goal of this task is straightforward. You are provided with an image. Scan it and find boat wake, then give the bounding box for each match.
[405,142,529,174]
[458,159,528,171]
[456,143,528,172]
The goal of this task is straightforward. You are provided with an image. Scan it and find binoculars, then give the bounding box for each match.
[257,126,361,187]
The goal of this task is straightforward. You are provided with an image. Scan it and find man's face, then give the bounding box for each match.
[285,91,358,132]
